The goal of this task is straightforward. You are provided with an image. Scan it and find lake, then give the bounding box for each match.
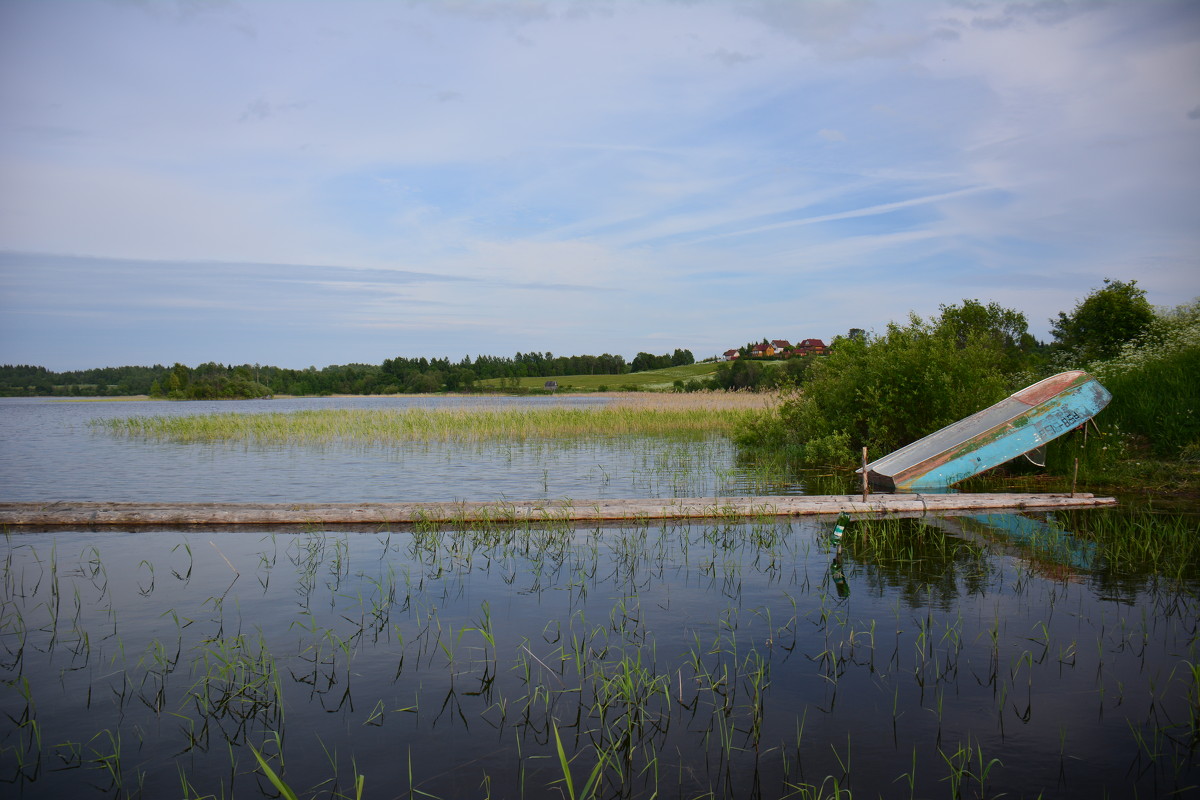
[1,396,1197,798]
[0,395,796,503]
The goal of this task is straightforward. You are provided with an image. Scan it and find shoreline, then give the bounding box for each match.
[38,391,631,402]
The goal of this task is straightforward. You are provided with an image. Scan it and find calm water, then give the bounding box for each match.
[0,396,796,502]
[2,396,1197,798]
[1,516,1196,798]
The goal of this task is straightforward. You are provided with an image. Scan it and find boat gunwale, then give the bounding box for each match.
[863,371,1104,487]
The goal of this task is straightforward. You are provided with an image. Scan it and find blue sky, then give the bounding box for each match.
[1,0,1197,371]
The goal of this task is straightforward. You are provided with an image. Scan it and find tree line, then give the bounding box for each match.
[629,349,695,372]
[734,279,1198,468]
[0,349,694,398]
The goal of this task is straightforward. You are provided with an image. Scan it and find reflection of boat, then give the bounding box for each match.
[861,371,1111,491]
[965,513,1097,570]
[925,513,1098,579]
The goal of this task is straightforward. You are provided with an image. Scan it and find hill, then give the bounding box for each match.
[478,362,721,392]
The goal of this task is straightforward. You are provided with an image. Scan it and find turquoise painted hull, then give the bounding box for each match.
[862,371,1112,491]
[965,513,1098,570]
[924,513,1098,572]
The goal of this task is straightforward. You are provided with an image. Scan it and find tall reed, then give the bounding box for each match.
[95,402,766,444]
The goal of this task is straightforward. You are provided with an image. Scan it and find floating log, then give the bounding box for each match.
[0,493,1116,528]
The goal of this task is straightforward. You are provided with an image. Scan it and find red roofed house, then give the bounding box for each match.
[722,349,740,361]
[794,338,828,357]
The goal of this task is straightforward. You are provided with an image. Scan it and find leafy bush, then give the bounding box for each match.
[1087,300,1200,458]
[1050,278,1155,364]
[736,306,1022,467]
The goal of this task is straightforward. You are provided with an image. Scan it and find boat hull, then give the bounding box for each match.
[862,371,1112,491]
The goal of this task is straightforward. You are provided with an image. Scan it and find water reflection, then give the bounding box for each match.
[929,512,1099,575]
[0,396,805,501]
[1,513,1194,799]
[827,512,851,597]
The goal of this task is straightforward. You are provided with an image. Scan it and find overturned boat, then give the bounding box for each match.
[861,370,1111,491]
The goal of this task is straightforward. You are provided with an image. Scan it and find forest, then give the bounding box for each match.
[0,350,682,399]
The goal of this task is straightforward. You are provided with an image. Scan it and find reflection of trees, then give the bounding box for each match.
[840,519,993,611]
[1047,508,1200,601]
[836,510,1199,609]
[729,453,859,496]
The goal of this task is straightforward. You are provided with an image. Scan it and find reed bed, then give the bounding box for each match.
[94,393,778,445]
[3,510,1196,799]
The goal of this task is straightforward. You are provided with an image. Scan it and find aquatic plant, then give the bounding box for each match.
[94,394,772,445]
[1,510,1196,798]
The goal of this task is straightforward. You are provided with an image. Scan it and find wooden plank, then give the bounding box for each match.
[0,494,1116,527]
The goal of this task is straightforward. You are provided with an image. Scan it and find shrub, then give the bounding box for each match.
[1087,300,1200,458]
[736,310,1015,467]
[1050,279,1155,364]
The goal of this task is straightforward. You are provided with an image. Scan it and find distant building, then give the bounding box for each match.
[795,338,828,356]
[750,343,775,358]
[544,380,558,391]
[723,349,740,361]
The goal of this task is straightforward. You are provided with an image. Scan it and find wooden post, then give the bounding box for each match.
[862,447,869,502]
[1072,457,1079,498]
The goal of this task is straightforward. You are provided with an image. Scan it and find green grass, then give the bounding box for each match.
[478,362,720,391]
[94,399,764,444]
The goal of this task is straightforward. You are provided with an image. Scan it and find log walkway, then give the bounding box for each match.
[0,493,1116,527]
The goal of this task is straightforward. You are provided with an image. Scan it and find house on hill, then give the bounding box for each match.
[750,343,775,358]
[722,349,740,361]
[771,339,792,352]
[794,338,828,357]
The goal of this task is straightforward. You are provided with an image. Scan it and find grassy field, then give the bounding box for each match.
[477,362,721,391]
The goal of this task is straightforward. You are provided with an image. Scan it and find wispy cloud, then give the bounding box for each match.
[678,187,994,245]
[1,0,1197,370]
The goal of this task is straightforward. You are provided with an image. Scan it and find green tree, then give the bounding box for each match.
[670,348,695,366]
[1050,279,1154,363]
[737,305,1016,466]
[936,299,1039,372]
[630,352,659,373]
[166,363,190,398]
[713,358,765,390]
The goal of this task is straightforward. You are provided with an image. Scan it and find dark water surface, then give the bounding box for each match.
[1,516,1196,799]
[1,397,1197,798]
[0,396,791,502]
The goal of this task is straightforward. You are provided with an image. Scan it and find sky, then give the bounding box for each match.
[1,0,1198,371]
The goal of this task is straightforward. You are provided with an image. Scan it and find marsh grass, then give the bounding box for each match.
[2,509,1196,798]
[93,392,777,445]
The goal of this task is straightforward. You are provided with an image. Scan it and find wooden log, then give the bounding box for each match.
[0,494,1117,527]
[861,446,869,502]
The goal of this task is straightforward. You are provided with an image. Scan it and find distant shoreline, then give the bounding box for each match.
[43,392,597,402]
